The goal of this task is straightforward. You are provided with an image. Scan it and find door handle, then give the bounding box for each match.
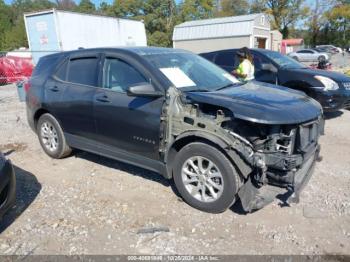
[95,94,110,103]
[49,86,59,92]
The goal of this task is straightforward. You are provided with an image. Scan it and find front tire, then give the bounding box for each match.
[37,113,72,159]
[173,142,242,213]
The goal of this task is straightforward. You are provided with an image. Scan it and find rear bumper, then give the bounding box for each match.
[0,159,16,219]
[238,145,320,212]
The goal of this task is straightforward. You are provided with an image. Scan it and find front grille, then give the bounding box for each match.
[343,99,350,109]
[343,82,350,90]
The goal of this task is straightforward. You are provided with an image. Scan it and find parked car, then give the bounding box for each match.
[0,55,34,85]
[316,45,339,54]
[200,48,350,112]
[288,49,329,62]
[0,152,16,219]
[26,47,323,213]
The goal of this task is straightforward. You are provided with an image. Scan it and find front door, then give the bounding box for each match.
[253,52,278,84]
[93,54,164,160]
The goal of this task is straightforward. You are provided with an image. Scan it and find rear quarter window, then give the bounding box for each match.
[32,55,61,77]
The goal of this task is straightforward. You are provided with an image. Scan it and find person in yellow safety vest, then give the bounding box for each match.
[232,47,255,81]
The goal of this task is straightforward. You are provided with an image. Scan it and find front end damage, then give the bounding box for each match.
[162,87,324,212]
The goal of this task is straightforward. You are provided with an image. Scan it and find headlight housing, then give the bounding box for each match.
[314,75,339,91]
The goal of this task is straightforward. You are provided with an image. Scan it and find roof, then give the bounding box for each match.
[41,46,189,59]
[282,39,304,46]
[173,13,267,41]
[24,8,142,23]
[176,13,262,28]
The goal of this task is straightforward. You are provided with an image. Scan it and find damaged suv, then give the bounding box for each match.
[26,47,324,213]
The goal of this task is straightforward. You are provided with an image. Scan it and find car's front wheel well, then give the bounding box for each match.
[165,135,245,181]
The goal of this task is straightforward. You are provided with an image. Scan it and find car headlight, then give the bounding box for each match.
[314,75,339,91]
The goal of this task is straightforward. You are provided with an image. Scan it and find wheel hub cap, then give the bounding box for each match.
[181,156,224,203]
[40,121,58,152]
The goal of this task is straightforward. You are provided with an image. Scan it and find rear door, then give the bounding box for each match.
[93,52,164,161]
[48,53,100,140]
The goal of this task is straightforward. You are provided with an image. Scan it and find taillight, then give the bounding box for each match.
[24,81,31,92]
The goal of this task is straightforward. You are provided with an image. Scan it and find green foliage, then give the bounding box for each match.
[0,0,348,50]
[215,0,249,17]
[250,0,309,38]
[75,0,95,14]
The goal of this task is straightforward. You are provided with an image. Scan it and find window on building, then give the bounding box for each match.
[260,15,265,25]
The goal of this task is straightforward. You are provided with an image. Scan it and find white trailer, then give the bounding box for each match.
[24,9,147,64]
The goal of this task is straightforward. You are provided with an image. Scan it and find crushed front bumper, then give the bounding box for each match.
[238,145,320,213]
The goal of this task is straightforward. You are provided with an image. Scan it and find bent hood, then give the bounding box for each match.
[185,81,322,125]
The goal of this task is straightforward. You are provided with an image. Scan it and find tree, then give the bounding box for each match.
[325,2,350,47]
[179,0,214,21]
[0,0,13,50]
[75,0,96,14]
[56,0,76,11]
[249,0,309,38]
[215,0,249,17]
[307,0,337,47]
[110,0,144,17]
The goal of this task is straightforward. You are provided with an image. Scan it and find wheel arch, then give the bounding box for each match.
[165,131,252,180]
[33,108,50,130]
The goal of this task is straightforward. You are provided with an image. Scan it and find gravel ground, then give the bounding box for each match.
[0,84,349,255]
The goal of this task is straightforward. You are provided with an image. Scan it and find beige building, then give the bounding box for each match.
[173,13,273,53]
[270,30,283,52]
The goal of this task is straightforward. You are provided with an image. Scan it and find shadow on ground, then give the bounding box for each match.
[0,165,41,233]
[324,110,343,120]
[76,150,248,215]
[75,150,172,188]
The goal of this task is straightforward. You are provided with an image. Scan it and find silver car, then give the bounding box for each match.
[288,49,329,62]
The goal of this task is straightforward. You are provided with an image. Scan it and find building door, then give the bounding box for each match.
[256,37,266,49]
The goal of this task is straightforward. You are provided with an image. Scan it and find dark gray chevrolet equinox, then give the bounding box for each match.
[26,47,324,213]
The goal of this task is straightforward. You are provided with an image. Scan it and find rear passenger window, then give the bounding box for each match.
[102,57,147,93]
[67,57,99,86]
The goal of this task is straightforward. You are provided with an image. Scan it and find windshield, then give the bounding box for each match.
[263,51,307,69]
[142,52,240,92]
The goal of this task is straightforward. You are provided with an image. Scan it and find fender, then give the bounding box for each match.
[165,130,252,179]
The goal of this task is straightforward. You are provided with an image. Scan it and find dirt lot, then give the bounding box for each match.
[0,84,349,255]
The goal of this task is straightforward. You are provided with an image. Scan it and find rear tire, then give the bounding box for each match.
[37,113,72,159]
[173,142,242,213]
[292,56,299,61]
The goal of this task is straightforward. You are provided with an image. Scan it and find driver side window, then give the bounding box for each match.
[103,57,147,93]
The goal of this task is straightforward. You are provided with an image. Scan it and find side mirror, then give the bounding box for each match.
[261,63,278,73]
[127,83,163,97]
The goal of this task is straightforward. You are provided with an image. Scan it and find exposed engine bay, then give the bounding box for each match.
[162,87,324,212]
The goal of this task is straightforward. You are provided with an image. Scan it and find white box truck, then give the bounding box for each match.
[24,9,147,64]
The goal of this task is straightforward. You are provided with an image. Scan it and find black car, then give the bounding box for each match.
[200,48,350,112]
[26,47,323,213]
[0,152,16,219]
